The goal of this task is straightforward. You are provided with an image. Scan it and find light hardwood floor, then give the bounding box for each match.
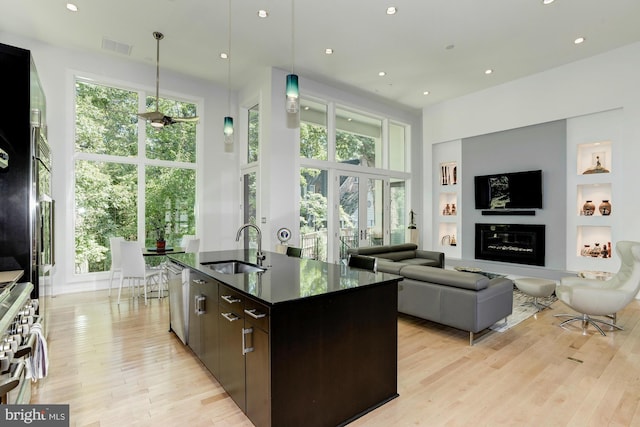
[32,290,640,426]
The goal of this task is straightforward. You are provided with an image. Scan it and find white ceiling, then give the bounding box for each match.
[2,0,640,111]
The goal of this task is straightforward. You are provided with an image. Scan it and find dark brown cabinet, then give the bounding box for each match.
[217,283,248,410]
[188,270,219,377]
[216,283,271,425]
[173,251,400,427]
[244,298,270,427]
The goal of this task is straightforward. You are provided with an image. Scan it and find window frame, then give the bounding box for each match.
[71,74,202,279]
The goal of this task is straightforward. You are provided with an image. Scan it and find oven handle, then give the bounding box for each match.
[14,332,37,359]
[0,360,25,398]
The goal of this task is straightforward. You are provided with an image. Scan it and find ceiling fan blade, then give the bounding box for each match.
[137,111,165,121]
[171,116,200,123]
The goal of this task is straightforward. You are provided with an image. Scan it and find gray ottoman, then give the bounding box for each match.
[514,277,556,311]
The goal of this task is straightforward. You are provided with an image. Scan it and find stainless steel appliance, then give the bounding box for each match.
[166,260,189,344]
[0,273,37,405]
[0,43,52,335]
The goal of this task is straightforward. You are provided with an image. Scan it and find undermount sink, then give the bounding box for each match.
[203,260,266,274]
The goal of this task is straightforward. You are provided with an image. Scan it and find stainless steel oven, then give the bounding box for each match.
[32,122,53,335]
[0,282,39,405]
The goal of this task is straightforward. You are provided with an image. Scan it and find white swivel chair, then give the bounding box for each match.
[118,241,162,306]
[185,238,200,253]
[555,241,640,335]
[108,236,125,296]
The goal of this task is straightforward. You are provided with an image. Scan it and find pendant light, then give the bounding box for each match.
[223,0,234,145]
[285,0,299,116]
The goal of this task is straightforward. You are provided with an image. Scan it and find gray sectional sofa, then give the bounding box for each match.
[348,244,513,344]
[391,265,513,345]
[347,243,444,269]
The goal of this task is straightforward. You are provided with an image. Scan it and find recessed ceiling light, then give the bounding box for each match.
[485,69,494,75]
[378,71,386,77]
[542,0,555,4]
[220,52,228,59]
[325,48,333,55]
[386,6,398,15]
[574,36,586,44]
[66,3,78,12]
[257,10,268,18]
[423,91,430,96]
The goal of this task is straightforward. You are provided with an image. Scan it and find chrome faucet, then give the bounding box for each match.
[236,223,266,264]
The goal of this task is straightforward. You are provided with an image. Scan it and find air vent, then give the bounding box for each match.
[101,37,133,56]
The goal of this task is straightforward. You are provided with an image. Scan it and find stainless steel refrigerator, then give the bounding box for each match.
[0,42,52,333]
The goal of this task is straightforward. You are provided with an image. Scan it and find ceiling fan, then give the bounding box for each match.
[137,31,199,128]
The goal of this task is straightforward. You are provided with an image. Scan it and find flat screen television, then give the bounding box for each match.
[474,169,543,210]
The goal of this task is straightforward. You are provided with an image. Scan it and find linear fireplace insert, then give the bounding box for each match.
[475,223,545,266]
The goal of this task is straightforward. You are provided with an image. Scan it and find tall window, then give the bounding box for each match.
[299,98,411,262]
[300,168,328,261]
[248,104,259,163]
[74,79,197,274]
[300,100,328,160]
[335,108,382,168]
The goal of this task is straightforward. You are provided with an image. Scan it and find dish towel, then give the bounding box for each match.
[26,322,49,381]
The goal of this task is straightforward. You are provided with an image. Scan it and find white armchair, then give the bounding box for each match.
[555,241,640,335]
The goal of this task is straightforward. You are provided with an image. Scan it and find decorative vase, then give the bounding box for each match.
[590,243,601,257]
[156,239,166,251]
[582,200,595,216]
[599,200,612,216]
[581,245,591,256]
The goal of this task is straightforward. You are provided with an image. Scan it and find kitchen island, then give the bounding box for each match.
[168,249,401,427]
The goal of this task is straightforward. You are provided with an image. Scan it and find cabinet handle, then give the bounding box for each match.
[193,279,206,285]
[195,295,206,315]
[244,308,266,319]
[221,295,241,304]
[221,312,240,322]
[242,327,254,355]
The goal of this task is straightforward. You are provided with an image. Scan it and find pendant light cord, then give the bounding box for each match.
[227,0,232,114]
[291,0,295,74]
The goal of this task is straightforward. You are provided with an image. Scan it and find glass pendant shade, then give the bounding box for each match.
[285,74,299,114]
[223,116,234,144]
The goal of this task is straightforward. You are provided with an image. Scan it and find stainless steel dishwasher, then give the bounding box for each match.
[166,260,189,344]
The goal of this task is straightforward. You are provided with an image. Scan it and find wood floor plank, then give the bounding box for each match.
[30,290,640,426]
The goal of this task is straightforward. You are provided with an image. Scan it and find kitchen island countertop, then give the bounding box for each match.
[168,249,402,305]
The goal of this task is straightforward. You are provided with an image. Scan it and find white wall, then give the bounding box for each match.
[423,41,640,265]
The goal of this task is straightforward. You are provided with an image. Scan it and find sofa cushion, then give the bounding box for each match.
[376,260,404,274]
[376,250,417,261]
[400,266,490,291]
[395,258,440,267]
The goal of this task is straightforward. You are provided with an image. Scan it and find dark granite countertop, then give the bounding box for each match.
[168,249,402,306]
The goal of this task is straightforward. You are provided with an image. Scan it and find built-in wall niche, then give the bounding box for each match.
[577,141,612,175]
[439,222,458,247]
[439,161,458,186]
[577,183,612,216]
[577,225,612,258]
[439,193,457,217]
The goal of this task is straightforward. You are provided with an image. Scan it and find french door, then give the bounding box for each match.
[337,172,389,264]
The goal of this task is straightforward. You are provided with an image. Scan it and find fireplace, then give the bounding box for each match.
[475,223,545,266]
